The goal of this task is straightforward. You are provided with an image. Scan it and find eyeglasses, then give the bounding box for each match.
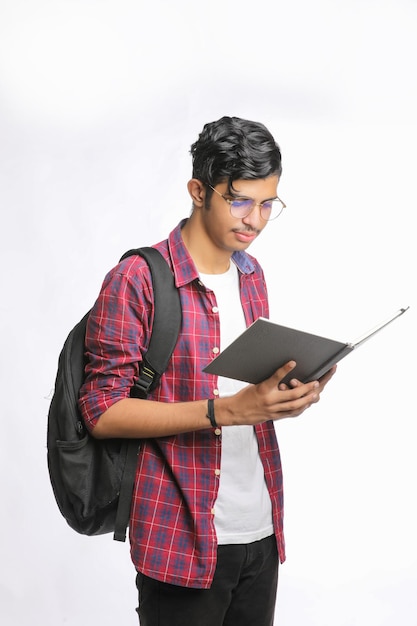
[208,185,286,221]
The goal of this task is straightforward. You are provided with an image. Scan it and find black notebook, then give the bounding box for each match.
[203,307,409,385]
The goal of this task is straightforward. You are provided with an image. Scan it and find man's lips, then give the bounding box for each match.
[233,229,259,243]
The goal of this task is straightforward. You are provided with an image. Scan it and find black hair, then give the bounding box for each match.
[190,116,282,197]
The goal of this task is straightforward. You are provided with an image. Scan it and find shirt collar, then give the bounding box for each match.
[167,219,256,287]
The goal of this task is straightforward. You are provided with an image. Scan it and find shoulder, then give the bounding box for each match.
[93,253,155,312]
[103,253,152,286]
[103,241,170,286]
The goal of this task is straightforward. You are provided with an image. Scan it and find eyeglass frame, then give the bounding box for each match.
[207,184,286,221]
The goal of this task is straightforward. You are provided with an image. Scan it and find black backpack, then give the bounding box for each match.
[47,247,182,542]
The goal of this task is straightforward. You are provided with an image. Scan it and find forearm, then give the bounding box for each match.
[91,363,336,439]
[91,397,215,439]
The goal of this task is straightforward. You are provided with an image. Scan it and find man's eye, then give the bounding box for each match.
[231,199,252,209]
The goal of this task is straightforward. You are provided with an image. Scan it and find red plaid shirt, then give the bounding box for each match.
[79,220,285,588]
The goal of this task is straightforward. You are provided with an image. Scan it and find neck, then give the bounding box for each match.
[181,215,232,274]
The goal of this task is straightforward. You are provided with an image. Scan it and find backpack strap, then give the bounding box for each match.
[113,246,182,542]
[121,247,182,399]
[113,439,141,542]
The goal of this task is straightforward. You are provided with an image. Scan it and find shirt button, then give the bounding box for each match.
[212,306,219,313]
[211,508,215,515]
[213,389,219,396]
[214,428,221,436]
[214,469,221,476]
[212,346,220,354]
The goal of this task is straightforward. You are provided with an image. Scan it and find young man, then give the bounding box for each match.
[79,116,336,625]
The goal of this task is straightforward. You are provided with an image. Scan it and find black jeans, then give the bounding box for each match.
[136,534,279,626]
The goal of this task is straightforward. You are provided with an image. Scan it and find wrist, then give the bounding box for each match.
[206,399,218,428]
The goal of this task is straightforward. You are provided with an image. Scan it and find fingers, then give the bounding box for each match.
[274,363,337,419]
[277,381,320,408]
[267,361,312,393]
[276,362,338,392]
[234,360,337,425]
[270,360,297,386]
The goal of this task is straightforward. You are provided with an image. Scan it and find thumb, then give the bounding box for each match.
[267,360,297,386]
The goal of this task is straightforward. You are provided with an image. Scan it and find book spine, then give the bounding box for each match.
[305,345,354,381]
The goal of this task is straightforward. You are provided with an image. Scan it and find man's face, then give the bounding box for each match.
[201,175,280,254]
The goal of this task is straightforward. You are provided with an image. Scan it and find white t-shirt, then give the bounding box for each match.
[199,263,274,545]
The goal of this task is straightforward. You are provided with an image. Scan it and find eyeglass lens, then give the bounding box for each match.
[230,199,283,221]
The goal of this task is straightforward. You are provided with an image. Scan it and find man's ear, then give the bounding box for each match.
[187,179,206,208]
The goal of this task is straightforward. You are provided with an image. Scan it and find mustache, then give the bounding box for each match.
[232,226,261,235]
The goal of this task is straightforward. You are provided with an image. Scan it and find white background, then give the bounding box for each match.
[0,1,416,624]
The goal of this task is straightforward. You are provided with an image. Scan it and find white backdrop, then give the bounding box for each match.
[1,1,416,624]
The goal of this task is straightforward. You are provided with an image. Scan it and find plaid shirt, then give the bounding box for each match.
[79,220,285,589]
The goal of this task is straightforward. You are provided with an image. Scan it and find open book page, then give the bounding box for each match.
[351,306,409,348]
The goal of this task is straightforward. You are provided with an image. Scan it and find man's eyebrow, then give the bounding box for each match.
[227,190,251,199]
[229,191,278,202]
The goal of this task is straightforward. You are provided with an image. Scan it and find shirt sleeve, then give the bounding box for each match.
[78,258,154,431]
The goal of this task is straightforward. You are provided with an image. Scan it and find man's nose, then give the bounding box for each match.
[242,203,263,229]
